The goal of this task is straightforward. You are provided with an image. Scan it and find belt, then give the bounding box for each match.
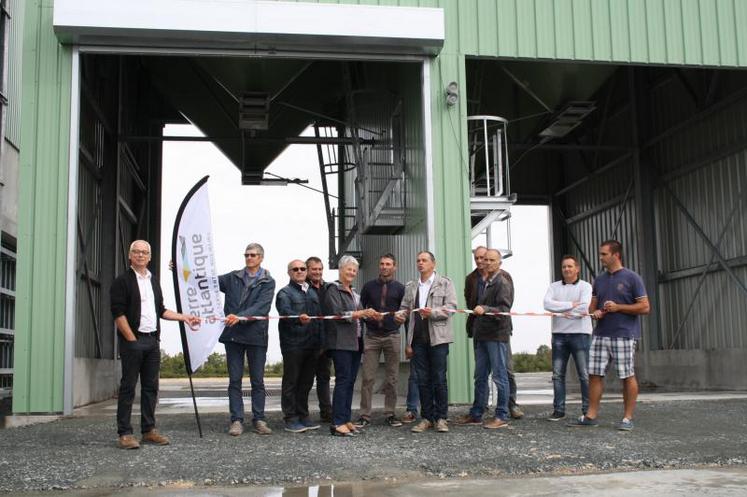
[134,330,157,337]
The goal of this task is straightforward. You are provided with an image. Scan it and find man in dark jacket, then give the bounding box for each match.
[455,249,514,429]
[276,259,322,433]
[110,240,199,449]
[464,246,523,419]
[356,253,406,428]
[306,256,333,423]
[219,243,276,436]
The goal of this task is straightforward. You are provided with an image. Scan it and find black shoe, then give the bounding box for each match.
[320,412,333,424]
[386,415,403,427]
[354,417,371,428]
[547,411,565,422]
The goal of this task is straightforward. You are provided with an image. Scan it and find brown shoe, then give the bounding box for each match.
[118,434,140,450]
[510,406,524,419]
[331,424,356,437]
[253,420,273,435]
[411,419,433,433]
[453,413,482,425]
[401,411,417,424]
[483,418,509,429]
[141,429,170,445]
[228,420,243,436]
[435,419,449,432]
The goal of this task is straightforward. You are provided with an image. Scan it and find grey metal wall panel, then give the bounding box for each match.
[341,63,427,287]
[649,82,747,352]
[5,0,23,147]
[565,163,639,276]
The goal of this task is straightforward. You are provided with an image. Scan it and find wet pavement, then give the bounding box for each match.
[8,466,747,497]
[1,373,746,495]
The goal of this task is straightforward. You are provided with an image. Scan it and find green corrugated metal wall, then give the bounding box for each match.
[286,0,747,65]
[13,0,71,414]
[14,0,747,412]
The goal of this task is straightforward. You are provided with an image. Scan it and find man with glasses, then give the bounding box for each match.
[275,260,322,433]
[110,240,200,449]
[219,243,276,436]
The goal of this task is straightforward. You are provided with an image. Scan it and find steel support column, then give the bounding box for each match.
[629,67,661,351]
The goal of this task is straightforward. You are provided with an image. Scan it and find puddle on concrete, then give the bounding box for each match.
[11,467,747,497]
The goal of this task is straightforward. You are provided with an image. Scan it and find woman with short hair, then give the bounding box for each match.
[321,255,377,436]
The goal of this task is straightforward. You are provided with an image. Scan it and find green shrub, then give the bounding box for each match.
[159,351,284,378]
[512,345,552,373]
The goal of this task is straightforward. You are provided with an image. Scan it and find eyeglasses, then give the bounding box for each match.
[130,250,150,256]
[290,267,307,272]
[244,253,261,258]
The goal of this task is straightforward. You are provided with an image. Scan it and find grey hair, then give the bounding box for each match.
[129,240,152,253]
[486,248,502,260]
[472,245,487,254]
[245,243,264,256]
[337,254,359,269]
[287,259,305,270]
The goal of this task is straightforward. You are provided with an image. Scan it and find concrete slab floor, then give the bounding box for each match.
[2,373,746,494]
[69,373,747,418]
[8,467,747,497]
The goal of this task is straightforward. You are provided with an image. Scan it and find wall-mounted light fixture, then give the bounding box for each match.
[445,81,458,106]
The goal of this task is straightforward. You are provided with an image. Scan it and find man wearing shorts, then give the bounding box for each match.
[569,240,650,431]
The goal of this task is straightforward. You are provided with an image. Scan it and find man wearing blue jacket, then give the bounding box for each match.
[219,243,276,436]
[276,259,322,433]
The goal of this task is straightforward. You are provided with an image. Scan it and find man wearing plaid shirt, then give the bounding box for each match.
[569,240,650,431]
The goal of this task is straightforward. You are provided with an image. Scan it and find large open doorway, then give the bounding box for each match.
[72,53,429,406]
[466,59,747,388]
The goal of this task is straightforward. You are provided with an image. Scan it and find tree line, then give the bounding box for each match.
[159,345,551,378]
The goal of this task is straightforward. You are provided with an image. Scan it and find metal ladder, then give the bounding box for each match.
[468,115,516,257]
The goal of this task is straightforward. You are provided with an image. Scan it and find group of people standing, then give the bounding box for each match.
[110,237,648,449]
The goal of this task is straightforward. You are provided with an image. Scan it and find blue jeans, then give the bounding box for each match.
[469,340,510,421]
[330,348,362,426]
[406,364,419,413]
[411,343,449,422]
[552,333,591,415]
[226,342,267,423]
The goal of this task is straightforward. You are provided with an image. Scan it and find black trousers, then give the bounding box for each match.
[281,348,318,423]
[315,349,333,417]
[117,333,160,436]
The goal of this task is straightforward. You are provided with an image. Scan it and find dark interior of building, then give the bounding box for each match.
[466,59,747,372]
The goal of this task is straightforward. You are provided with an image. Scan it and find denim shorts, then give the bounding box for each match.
[588,336,636,379]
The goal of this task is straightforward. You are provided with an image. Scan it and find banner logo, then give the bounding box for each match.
[172,176,225,374]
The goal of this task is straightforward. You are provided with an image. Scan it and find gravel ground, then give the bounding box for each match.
[0,399,746,493]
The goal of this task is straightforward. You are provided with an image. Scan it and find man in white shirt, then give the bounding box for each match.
[542,255,592,421]
[395,251,457,434]
[110,240,200,449]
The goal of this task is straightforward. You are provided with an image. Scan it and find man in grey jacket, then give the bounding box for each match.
[454,249,514,429]
[395,251,457,434]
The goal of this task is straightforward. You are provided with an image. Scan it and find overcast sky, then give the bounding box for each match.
[159,124,553,363]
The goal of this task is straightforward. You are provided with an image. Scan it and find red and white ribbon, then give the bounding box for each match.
[195,308,587,325]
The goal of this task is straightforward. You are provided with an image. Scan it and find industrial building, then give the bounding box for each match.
[4,0,746,417]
